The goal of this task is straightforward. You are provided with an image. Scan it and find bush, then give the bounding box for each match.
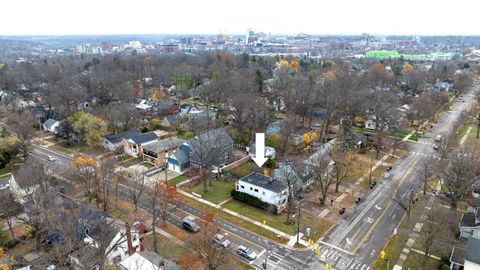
[264,158,276,169]
[233,130,250,146]
[231,190,278,214]
[266,134,281,148]
[177,128,194,139]
[141,126,149,133]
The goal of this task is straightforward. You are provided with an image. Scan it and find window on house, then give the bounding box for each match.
[236,185,239,191]
[241,185,245,189]
[254,189,258,192]
[262,191,265,195]
[250,187,253,191]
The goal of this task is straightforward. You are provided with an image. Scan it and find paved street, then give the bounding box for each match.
[27,86,478,270]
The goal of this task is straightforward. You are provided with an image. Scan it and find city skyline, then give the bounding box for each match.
[3,0,480,36]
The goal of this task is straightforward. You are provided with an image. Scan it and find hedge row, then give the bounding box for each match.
[231,190,278,214]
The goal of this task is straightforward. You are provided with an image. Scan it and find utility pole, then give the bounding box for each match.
[369,154,373,185]
[262,244,269,270]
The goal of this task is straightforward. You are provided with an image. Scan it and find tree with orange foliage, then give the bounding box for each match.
[190,212,230,270]
[149,178,177,253]
[290,60,300,70]
[402,63,414,74]
[71,154,98,203]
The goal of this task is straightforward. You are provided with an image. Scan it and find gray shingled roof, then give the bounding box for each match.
[143,137,184,153]
[239,172,287,193]
[43,118,58,129]
[173,149,189,164]
[465,236,480,264]
[129,132,158,145]
[460,209,480,228]
[105,130,143,144]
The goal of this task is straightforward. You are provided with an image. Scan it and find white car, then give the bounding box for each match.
[213,233,230,247]
[47,155,56,162]
[237,245,257,261]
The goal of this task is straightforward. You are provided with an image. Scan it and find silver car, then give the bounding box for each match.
[213,233,230,248]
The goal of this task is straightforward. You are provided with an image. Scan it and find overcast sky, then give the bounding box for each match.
[2,0,479,36]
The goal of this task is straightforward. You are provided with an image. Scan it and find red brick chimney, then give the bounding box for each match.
[125,222,135,255]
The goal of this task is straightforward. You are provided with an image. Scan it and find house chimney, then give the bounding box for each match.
[125,222,135,255]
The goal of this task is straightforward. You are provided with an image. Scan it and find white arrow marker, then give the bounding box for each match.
[252,133,268,167]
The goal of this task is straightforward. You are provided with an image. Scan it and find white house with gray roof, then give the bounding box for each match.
[235,172,288,210]
[42,118,60,134]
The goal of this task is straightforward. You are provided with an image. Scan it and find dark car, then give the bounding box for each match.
[182,217,200,233]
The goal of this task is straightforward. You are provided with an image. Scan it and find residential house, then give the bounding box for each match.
[247,144,276,159]
[167,147,191,174]
[153,100,178,116]
[188,110,216,128]
[460,208,480,239]
[102,131,146,151]
[167,128,233,173]
[473,181,480,199]
[161,114,183,128]
[9,166,42,204]
[450,236,480,270]
[120,251,181,270]
[180,103,202,116]
[42,118,60,134]
[266,119,289,135]
[142,137,185,167]
[273,160,313,192]
[235,172,288,211]
[136,99,153,110]
[265,118,305,146]
[122,132,158,158]
[450,207,480,270]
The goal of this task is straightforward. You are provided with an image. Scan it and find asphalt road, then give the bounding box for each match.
[27,83,478,270]
[306,86,479,270]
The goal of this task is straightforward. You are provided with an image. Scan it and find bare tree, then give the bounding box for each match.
[437,147,480,220]
[190,213,230,270]
[389,183,416,219]
[0,193,22,238]
[452,72,471,98]
[275,161,301,224]
[308,151,336,206]
[417,210,441,269]
[97,158,117,212]
[129,173,146,213]
[8,112,35,158]
[331,147,353,193]
[419,157,436,195]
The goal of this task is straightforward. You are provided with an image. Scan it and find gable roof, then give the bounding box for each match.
[238,172,287,193]
[465,236,480,264]
[143,137,184,153]
[43,118,58,129]
[186,128,233,168]
[105,130,143,144]
[129,132,158,145]
[172,149,189,164]
[164,114,183,124]
[120,251,181,270]
[12,163,45,189]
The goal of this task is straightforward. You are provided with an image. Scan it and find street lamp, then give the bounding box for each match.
[296,194,304,244]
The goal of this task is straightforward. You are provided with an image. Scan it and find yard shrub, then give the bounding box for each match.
[231,190,278,214]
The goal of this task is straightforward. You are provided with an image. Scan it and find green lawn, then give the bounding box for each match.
[407,132,422,141]
[0,166,12,175]
[372,196,430,269]
[229,162,255,178]
[223,199,297,235]
[168,175,188,185]
[141,162,155,169]
[402,252,441,270]
[185,178,235,204]
[180,195,285,242]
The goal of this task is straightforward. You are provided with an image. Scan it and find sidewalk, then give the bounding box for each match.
[355,128,422,185]
[392,182,441,268]
[178,189,310,247]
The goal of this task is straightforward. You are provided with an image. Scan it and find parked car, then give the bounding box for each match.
[237,245,257,261]
[182,217,200,233]
[433,144,439,150]
[434,135,442,142]
[213,233,230,247]
[47,155,56,162]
